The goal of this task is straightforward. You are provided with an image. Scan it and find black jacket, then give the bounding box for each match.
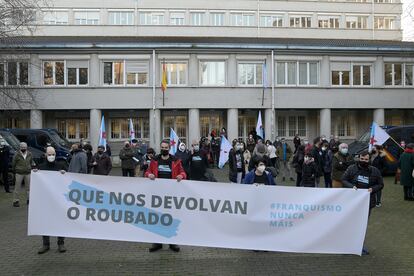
[38,159,68,171]
[302,161,318,187]
[342,163,384,209]
[0,145,10,168]
[92,153,112,175]
[228,149,245,182]
[371,153,386,176]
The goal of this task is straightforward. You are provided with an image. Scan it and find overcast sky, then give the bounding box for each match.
[403,0,414,41]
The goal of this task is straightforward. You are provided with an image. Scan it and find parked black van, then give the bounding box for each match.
[348,125,414,174]
[4,128,72,163]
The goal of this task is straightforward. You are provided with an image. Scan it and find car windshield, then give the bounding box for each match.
[49,130,71,148]
[0,132,20,149]
[357,130,371,143]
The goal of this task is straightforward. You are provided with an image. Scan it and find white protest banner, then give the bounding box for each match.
[28,171,370,255]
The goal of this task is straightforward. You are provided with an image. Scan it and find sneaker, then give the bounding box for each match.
[58,244,66,253]
[362,248,370,255]
[13,201,20,207]
[27,199,29,205]
[376,203,382,208]
[38,245,50,254]
[169,244,180,252]
[149,243,162,252]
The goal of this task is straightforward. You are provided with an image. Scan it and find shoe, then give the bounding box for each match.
[13,201,20,207]
[149,244,162,252]
[38,245,50,254]
[58,244,66,253]
[5,190,11,193]
[362,248,370,255]
[169,244,180,252]
[376,203,382,207]
[27,199,29,205]
[290,177,295,181]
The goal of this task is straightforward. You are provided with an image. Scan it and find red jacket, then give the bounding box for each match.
[144,155,187,180]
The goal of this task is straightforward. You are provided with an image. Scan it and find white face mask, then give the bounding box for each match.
[304,156,310,162]
[47,155,56,162]
[257,165,266,173]
[340,148,348,155]
[322,147,327,151]
[193,145,200,152]
[179,145,186,152]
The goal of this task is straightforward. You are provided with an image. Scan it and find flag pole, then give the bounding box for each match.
[261,60,266,106]
[162,58,165,107]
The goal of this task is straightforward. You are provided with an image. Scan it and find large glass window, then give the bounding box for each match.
[260,14,283,27]
[191,12,205,26]
[276,61,318,86]
[318,16,340,28]
[238,115,257,140]
[66,60,88,86]
[210,13,224,26]
[289,16,311,28]
[139,12,164,25]
[200,61,225,86]
[331,63,371,86]
[352,65,371,86]
[346,16,368,29]
[109,118,149,141]
[277,115,307,137]
[230,13,254,26]
[406,64,414,86]
[74,11,100,25]
[333,112,355,138]
[163,115,187,143]
[200,114,222,138]
[170,12,185,25]
[374,16,395,29]
[43,61,64,86]
[385,63,413,86]
[43,10,69,25]
[163,62,187,86]
[108,11,133,25]
[57,119,89,141]
[126,61,148,86]
[103,60,148,86]
[238,62,263,86]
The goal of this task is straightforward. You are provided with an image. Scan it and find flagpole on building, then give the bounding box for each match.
[162,58,166,107]
[261,59,267,107]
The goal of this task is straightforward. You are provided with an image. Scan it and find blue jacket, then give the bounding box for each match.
[243,170,276,185]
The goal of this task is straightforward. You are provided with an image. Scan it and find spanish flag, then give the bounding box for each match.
[161,62,167,93]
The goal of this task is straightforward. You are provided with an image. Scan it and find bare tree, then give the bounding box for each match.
[0,0,46,112]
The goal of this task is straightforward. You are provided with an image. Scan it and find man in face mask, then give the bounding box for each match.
[342,150,384,255]
[35,147,67,254]
[12,142,36,207]
[246,134,256,154]
[0,140,11,193]
[332,143,354,188]
[119,141,135,177]
[243,156,276,186]
[276,138,294,182]
[145,140,186,253]
[189,141,209,181]
[68,143,88,174]
[91,145,112,176]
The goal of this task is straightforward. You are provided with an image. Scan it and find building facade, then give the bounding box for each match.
[0,0,413,154]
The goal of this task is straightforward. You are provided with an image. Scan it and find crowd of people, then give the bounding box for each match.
[0,128,413,256]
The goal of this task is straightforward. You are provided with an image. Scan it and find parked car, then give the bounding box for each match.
[349,125,414,174]
[3,128,72,163]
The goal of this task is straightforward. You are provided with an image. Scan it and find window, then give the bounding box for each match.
[200,61,225,86]
[375,0,394,3]
[289,16,311,28]
[43,10,68,25]
[346,16,368,29]
[170,12,185,25]
[331,62,372,86]
[0,117,29,129]
[238,62,263,86]
[374,16,395,29]
[57,119,90,141]
[352,65,371,86]
[139,12,164,25]
[66,60,88,86]
[200,114,223,138]
[260,14,283,27]
[43,61,65,85]
[277,115,307,137]
[108,11,133,25]
[74,11,100,25]
[276,61,318,86]
[163,115,187,143]
[238,115,256,140]
[385,63,413,86]
[110,118,149,140]
[163,62,187,86]
[333,112,355,138]
[104,61,148,86]
[191,12,205,26]
[104,61,123,85]
[126,61,148,85]
[318,16,340,28]
[0,62,28,86]
[210,12,224,26]
[230,13,254,26]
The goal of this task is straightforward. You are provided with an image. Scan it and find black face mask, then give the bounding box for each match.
[161,149,169,156]
[359,161,369,168]
[98,151,104,155]
[21,149,27,153]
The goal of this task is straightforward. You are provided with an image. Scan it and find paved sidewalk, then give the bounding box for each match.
[0,169,413,275]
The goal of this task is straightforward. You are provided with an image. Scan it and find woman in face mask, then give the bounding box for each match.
[332,143,354,188]
[243,156,276,186]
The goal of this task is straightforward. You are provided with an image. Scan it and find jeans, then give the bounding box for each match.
[122,169,135,177]
[296,172,302,187]
[324,172,332,188]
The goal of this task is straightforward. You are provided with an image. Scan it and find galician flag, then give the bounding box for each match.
[129,119,135,141]
[98,116,107,150]
[218,135,232,169]
[169,128,179,155]
[256,110,264,139]
[368,122,390,152]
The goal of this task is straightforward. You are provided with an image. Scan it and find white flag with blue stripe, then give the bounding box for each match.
[169,128,179,155]
[218,135,232,169]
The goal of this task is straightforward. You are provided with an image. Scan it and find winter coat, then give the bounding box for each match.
[398,151,414,187]
[92,153,112,175]
[342,163,384,209]
[12,151,35,175]
[332,152,354,181]
[302,161,318,187]
[310,146,323,177]
[243,170,276,186]
[322,150,333,174]
[68,149,88,174]
[175,150,191,177]
[228,149,245,182]
[119,146,135,170]
[144,155,187,180]
[371,152,386,176]
[292,150,304,174]
[38,159,68,172]
[0,145,10,168]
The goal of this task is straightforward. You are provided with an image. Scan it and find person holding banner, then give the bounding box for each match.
[35,147,67,254]
[342,150,384,255]
[244,156,276,186]
[145,139,186,252]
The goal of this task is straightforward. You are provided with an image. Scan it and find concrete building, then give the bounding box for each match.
[0,0,413,155]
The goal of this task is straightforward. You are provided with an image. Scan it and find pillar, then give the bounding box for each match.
[89,109,102,151]
[319,108,331,137]
[149,109,161,152]
[264,108,275,142]
[227,108,238,142]
[373,108,385,126]
[30,110,43,129]
[188,109,200,145]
